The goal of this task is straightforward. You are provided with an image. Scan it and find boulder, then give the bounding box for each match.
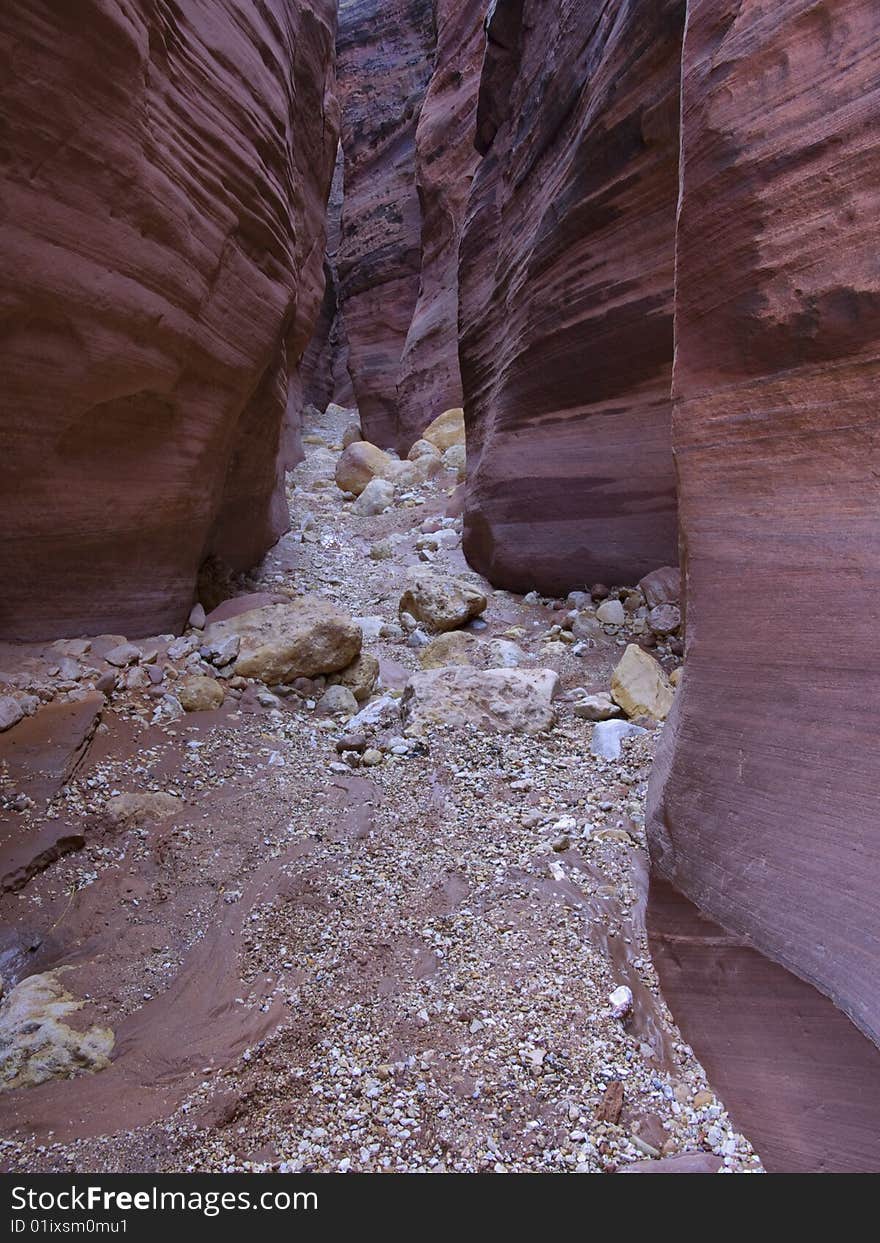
[407,438,442,463]
[648,604,681,636]
[611,645,674,721]
[638,566,681,608]
[328,652,380,703]
[342,421,363,449]
[335,442,396,495]
[596,599,626,626]
[177,675,225,712]
[317,685,359,717]
[399,569,487,633]
[204,599,361,685]
[421,407,465,452]
[442,442,467,479]
[0,972,114,1092]
[419,630,480,669]
[401,667,558,735]
[352,477,394,516]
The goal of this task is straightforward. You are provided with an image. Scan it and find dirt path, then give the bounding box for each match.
[0,405,759,1173]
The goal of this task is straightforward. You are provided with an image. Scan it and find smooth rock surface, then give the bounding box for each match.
[335,0,435,447]
[0,0,338,640]
[648,0,880,1062]
[459,0,683,595]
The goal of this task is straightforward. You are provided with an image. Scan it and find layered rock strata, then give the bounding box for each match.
[0,0,338,640]
[335,0,435,448]
[458,0,683,594]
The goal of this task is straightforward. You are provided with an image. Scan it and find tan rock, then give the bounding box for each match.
[610,644,674,720]
[178,675,225,712]
[0,971,114,1092]
[442,442,466,480]
[334,441,396,495]
[419,632,525,670]
[407,438,442,463]
[204,598,361,685]
[341,422,363,449]
[399,569,487,634]
[421,407,465,452]
[401,667,558,736]
[105,792,181,826]
[419,631,480,669]
[328,651,380,702]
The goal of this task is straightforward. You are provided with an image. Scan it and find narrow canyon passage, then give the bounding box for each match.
[0,406,756,1173]
[1,0,879,1184]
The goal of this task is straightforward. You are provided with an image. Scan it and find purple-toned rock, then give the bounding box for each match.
[396,0,485,447]
[459,0,682,595]
[0,0,338,641]
[638,566,681,608]
[335,0,435,448]
[648,0,880,1164]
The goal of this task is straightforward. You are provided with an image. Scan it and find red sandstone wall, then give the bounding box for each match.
[0,0,338,641]
[648,0,880,1048]
[458,0,682,595]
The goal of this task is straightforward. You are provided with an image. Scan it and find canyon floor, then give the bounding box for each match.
[0,405,760,1174]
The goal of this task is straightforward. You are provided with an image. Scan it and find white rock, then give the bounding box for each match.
[608,985,633,1019]
[590,719,648,759]
[596,599,625,626]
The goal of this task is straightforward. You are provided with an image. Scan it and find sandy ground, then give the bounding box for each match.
[0,405,760,1173]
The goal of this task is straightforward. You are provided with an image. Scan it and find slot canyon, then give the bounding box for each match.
[0,0,877,1178]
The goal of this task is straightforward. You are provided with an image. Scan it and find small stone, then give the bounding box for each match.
[573,693,621,721]
[177,676,225,712]
[317,685,359,716]
[335,733,367,754]
[369,541,394,561]
[0,697,24,732]
[596,1080,624,1124]
[104,643,140,668]
[95,672,117,694]
[596,598,625,626]
[188,603,206,630]
[608,985,633,1019]
[361,748,383,767]
[590,583,610,600]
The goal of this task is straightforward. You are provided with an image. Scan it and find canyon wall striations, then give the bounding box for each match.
[335,0,436,449]
[458,0,683,596]
[647,0,880,1168]
[395,0,485,446]
[0,0,338,641]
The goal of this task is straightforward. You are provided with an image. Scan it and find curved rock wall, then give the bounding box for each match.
[302,147,353,411]
[396,0,485,446]
[458,0,683,595]
[335,0,435,449]
[648,0,880,1053]
[0,0,338,641]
